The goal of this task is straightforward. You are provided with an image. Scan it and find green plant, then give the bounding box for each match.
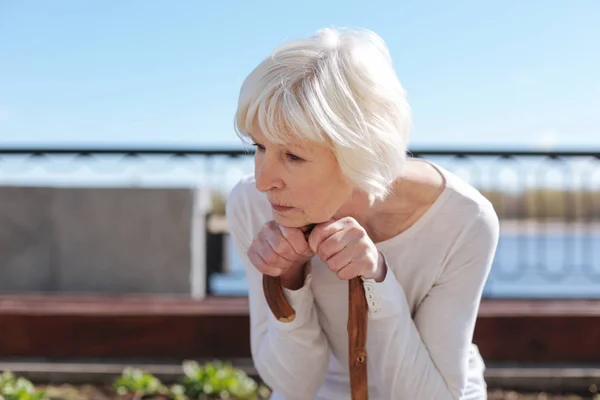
[0,371,46,400]
[112,361,270,400]
[179,360,269,400]
[113,367,170,398]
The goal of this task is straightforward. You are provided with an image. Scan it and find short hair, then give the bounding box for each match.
[234,27,412,200]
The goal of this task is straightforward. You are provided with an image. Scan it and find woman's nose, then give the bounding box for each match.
[255,156,283,192]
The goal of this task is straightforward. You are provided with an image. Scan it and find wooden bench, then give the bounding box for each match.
[1,295,600,364]
[0,294,249,361]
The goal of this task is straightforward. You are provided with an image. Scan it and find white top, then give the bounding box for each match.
[225,162,500,400]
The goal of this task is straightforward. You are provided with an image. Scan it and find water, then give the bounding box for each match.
[211,233,600,299]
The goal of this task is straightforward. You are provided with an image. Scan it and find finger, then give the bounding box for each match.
[316,230,348,262]
[336,261,362,281]
[263,225,298,261]
[278,225,312,257]
[247,247,283,276]
[307,219,342,253]
[255,237,290,270]
[325,248,352,273]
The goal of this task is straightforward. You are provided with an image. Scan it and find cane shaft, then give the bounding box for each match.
[348,276,369,400]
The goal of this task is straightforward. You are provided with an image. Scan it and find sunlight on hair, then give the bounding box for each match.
[234,27,412,200]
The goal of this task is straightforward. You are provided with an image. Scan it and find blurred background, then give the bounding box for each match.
[1,1,599,399]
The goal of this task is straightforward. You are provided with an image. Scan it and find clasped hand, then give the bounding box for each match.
[247,217,384,282]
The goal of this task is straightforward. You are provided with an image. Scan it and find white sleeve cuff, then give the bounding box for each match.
[268,272,316,331]
[361,252,407,320]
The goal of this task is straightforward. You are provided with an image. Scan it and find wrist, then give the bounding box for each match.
[364,250,387,282]
[374,250,387,282]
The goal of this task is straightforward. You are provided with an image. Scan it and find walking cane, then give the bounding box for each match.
[262,224,369,400]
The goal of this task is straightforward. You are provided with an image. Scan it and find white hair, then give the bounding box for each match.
[234,27,412,200]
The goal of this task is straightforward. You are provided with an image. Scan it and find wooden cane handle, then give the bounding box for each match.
[348,276,369,400]
[263,275,296,322]
[262,224,315,322]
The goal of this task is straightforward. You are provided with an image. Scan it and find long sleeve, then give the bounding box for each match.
[225,182,331,400]
[363,204,499,399]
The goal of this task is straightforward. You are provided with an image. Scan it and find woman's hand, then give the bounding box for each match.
[308,217,387,282]
[247,221,314,289]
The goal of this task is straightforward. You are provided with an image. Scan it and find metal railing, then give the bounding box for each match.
[1,147,600,298]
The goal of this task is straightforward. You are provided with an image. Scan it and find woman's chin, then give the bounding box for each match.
[272,214,309,229]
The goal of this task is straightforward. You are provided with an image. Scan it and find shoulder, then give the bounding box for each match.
[226,173,260,213]
[434,164,499,232]
[435,165,500,266]
[225,174,271,246]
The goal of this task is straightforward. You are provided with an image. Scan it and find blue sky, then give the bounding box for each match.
[1,0,599,150]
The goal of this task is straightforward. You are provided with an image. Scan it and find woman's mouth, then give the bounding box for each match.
[271,203,295,213]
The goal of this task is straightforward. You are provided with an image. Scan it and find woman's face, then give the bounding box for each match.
[251,128,354,228]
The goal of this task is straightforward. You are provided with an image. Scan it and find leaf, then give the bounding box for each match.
[176,360,267,399]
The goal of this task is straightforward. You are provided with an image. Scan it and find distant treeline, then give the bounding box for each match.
[481,189,600,220]
[209,189,600,220]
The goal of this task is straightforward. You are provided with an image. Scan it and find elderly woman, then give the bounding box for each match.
[226,27,499,400]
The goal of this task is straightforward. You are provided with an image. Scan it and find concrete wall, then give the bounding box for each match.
[0,186,211,297]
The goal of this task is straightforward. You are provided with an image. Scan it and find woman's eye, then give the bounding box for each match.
[252,143,265,152]
[251,143,303,162]
[286,153,304,162]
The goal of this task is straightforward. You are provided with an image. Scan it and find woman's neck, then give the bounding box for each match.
[335,159,446,243]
